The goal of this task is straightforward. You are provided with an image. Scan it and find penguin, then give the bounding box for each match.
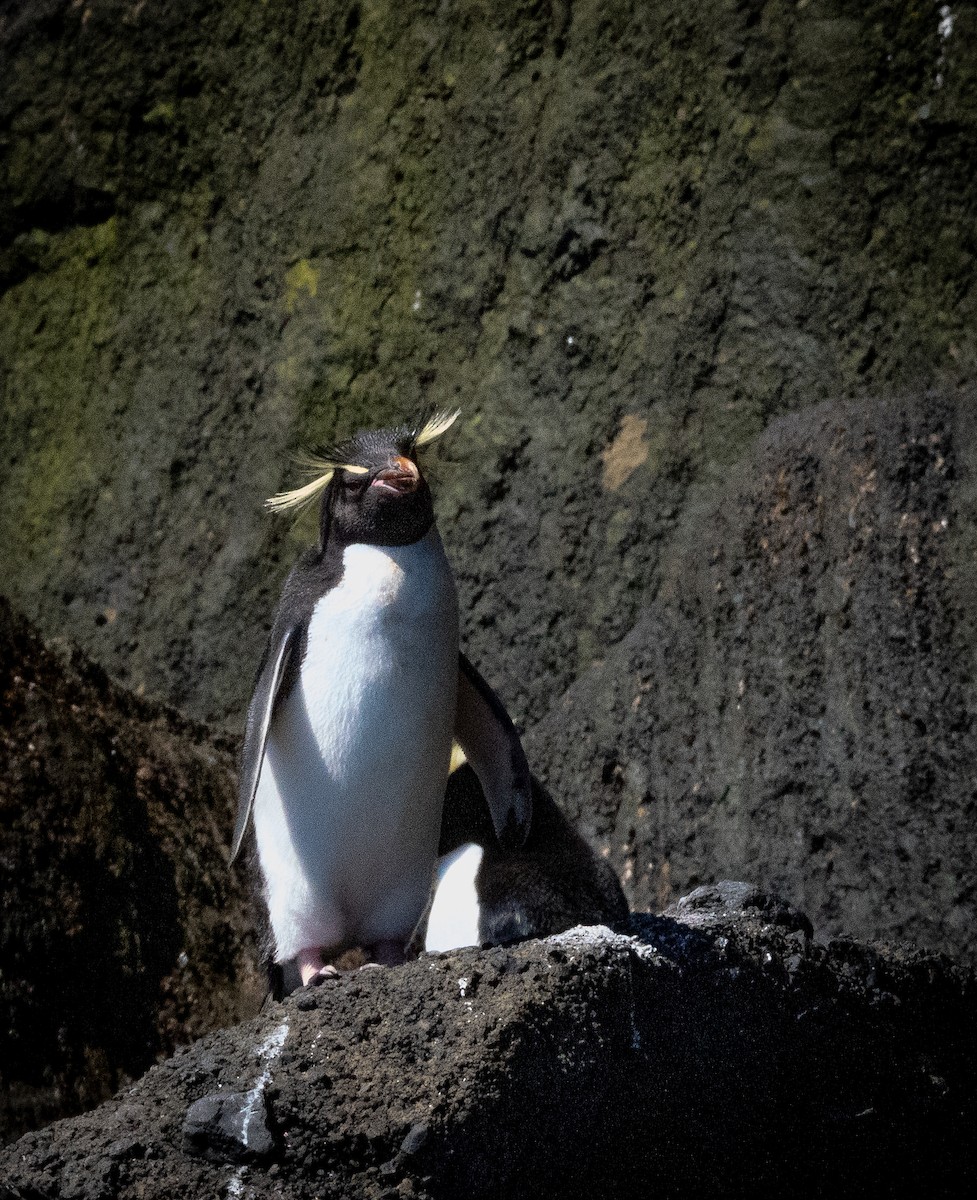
[231,411,532,988]
[419,757,629,953]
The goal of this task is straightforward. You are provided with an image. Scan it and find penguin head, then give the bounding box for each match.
[266,411,458,549]
[325,427,435,548]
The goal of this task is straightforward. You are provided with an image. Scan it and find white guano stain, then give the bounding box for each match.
[223,1021,289,1198]
[242,1021,289,1142]
[226,1166,247,1198]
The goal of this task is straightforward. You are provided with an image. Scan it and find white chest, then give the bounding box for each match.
[253,529,460,957]
[297,532,459,754]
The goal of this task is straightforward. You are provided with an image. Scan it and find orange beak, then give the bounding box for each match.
[371,455,420,495]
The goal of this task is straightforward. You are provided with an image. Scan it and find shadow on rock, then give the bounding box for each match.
[0,600,265,1145]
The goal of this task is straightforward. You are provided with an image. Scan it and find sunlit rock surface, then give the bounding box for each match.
[1,886,973,1199]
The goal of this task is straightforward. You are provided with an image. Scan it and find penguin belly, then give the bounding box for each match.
[424,843,485,952]
[253,531,459,964]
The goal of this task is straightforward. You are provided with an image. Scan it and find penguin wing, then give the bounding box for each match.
[230,622,302,864]
[454,653,532,850]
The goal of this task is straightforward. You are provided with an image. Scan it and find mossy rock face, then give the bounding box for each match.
[2,0,975,731]
[2,0,977,1073]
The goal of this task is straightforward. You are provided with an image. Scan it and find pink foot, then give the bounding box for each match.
[297,947,339,986]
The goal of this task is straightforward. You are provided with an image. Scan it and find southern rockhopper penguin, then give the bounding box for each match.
[419,760,629,953]
[231,412,532,987]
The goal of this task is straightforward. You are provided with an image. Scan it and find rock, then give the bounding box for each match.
[665,882,813,936]
[1,1,976,740]
[529,395,977,966]
[0,599,264,1145]
[1,887,973,1198]
[182,1089,274,1164]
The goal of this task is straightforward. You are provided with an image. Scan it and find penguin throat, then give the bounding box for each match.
[325,498,435,550]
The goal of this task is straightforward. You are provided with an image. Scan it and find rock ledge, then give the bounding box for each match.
[2,884,973,1199]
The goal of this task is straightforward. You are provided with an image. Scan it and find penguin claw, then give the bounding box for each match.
[297,947,340,986]
[304,965,340,988]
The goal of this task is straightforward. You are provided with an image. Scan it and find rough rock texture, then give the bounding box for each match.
[0,599,265,1146]
[530,394,977,963]
[3,0,977,1153]
[1,886,974,1199]
[1,0,975,732]
[1,0,975,964]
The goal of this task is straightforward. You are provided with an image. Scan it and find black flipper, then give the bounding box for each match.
[229,622,302,863]
[454,653,532,850]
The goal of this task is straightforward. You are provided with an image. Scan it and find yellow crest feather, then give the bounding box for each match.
[265,411,457,516]
[415,408,460,447]
[265,458,368,514]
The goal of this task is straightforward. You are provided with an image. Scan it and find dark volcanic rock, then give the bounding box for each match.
[1,889,973,1199]
[530,395,977,965]
[0,599,264,1146]
[182,1087,275,1164]
[2,1,976,736]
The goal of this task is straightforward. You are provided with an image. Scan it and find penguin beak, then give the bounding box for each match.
[371,455,420,495]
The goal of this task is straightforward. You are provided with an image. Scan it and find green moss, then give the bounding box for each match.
[143,101,176,126]
[0,203,220,605]
[0,222,121,562]
[283,259,319,312]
